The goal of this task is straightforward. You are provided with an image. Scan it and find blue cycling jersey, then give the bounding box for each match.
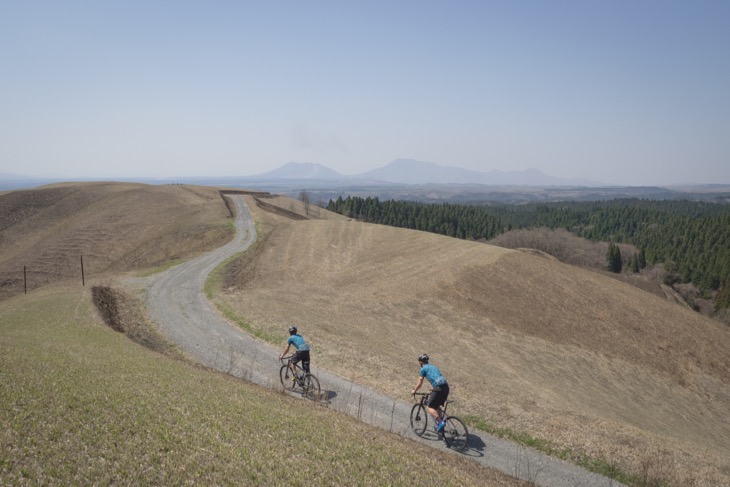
[420,364,447,387]
[287,334,310,351]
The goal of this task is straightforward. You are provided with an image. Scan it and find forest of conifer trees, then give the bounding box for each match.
[327,196,730,312]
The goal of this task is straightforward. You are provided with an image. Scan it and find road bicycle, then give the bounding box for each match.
[411,392,469,452]
[279,355,321,400]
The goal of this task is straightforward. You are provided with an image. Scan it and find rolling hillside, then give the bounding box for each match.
[222,195,730,486]
[1,284,519,486]
[0,183,524,486]
[0,182,232,300]
[3,182,729,485]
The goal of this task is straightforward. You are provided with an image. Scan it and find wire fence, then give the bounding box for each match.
[0,255,87,298]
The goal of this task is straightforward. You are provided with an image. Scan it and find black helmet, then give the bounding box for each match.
[418,353,429,363]
[288,326,297,335]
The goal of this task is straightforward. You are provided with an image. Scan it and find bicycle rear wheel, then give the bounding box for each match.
[410,404,428,436]
[302,374,320,400]
[279,365,296,391]
[442,416,469,451]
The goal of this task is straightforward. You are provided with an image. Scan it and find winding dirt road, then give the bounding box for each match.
[144,195,622,487]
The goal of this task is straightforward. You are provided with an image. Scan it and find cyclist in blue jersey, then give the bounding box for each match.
[279,326,310,379]
[411,353,449,432]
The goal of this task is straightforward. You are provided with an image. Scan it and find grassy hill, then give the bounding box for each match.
[3,182,730,485]
[0,183,523,485]
[0,182,232,301]
[0,285,519,485]
[219,195,730,486]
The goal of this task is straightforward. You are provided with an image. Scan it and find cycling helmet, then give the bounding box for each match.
[418,353,429,363]
[288,326,298,335]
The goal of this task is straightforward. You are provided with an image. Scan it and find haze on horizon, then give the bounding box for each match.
[1,1,728,187]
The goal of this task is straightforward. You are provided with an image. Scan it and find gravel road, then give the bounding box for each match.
[144,195,623,487]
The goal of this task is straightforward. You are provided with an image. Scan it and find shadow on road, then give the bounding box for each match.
[462,432,486,458]
[320,389,337,403]
[416,429,485,458]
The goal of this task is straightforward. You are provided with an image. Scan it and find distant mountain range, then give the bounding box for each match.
[238,160,730,204]
[249,159,603,187]
[4,161,729,204]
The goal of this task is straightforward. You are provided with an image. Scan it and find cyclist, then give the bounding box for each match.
[279,326,310,381]
[411,353,449,432]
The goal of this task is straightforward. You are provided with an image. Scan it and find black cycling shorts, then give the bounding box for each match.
[292,350,310,373]
[427,383,449,410]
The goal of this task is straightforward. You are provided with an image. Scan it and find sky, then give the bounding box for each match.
[1,1,728,186]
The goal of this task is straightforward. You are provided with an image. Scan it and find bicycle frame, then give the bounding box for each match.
[410,391,468,452]
[279,355,321,400]
[281,354,311,376]
[281,355,307,374]
[413,391,450,416]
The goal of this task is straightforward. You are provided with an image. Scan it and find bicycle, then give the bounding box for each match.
[410,392,469,452]
[279,355,321,400]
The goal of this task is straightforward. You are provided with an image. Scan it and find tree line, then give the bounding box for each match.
[327,196,730,311]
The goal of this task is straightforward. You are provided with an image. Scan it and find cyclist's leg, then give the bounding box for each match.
[426,390,441,421]
[427,386,449,425]
[426,405,440,421]
[290,352,301,375]
[300,350,311,374]
[439,384,450,422]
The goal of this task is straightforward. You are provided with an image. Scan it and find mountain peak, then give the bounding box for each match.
[248,159,604,186]
[358,159,485,184]
[252,162,343,180]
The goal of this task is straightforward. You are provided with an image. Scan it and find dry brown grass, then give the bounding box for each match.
[221,195,730,486]
[2,284,524,486]
[4,184,729,485]
[0,182,232,300]
[489,227,696,306]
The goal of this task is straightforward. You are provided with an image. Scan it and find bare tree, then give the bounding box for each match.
[299,190,311,217]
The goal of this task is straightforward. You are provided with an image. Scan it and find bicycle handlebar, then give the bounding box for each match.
[411,391,429,403]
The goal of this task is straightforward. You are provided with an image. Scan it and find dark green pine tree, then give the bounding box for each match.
[606,243,622,273]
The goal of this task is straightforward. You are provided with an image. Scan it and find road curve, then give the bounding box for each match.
[144,195,623,487]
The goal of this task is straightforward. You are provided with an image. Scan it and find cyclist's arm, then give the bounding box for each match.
[411,375,425,395]
[279,343,291,360]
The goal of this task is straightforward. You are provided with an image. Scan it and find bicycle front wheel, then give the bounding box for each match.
[279,365,296,391]
[410,404,428,436]
[302,374,321,400]
[442,416,469,451]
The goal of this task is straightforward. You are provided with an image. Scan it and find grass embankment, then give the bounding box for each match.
[205,242,280,345]
[463,416,635,485]
[207,285,637,485]
[204,235,633,484]
[206,227,632,485]
[0,286,520,486]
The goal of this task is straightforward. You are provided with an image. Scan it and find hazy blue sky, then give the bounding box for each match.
[1,1,728,185]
